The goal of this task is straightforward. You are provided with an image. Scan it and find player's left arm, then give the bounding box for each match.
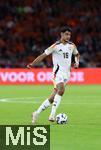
[74,53,80,68]
[73,45,80,69]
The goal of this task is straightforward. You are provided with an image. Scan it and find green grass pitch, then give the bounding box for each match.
[0,85,101,150]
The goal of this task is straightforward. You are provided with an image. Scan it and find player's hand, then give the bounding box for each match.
[27,63,33,69]
[74,62,79,69]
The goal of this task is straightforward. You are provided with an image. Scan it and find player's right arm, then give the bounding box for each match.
[27,43,56,69]
[27,53,47,69]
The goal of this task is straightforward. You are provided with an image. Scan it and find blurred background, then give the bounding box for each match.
[0,0,101,68]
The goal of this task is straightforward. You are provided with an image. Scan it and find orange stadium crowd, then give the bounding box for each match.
[0,0,101,68]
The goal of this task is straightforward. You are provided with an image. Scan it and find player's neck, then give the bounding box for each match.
[60,38,68,44]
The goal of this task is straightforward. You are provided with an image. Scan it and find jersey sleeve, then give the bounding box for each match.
[45,43,56,55]
[72,44,79,55]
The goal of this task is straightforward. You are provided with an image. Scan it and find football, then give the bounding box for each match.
[56,113,68,124]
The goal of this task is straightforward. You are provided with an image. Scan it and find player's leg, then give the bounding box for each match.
[48,88,57,103]
[32,88,57,124]
[49,82,65,121]
[36,88,57,114]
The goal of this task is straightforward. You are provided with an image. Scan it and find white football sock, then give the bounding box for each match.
[50,94,62,117]
[36,99,51,114]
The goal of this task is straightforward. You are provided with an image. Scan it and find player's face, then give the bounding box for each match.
[61,31,71,42]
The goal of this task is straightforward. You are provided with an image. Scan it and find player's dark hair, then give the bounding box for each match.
[60,26,72,33]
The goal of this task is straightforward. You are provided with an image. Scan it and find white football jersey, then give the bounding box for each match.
[45,41,79,75]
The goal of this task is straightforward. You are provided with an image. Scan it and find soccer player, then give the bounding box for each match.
[27,27,80,123]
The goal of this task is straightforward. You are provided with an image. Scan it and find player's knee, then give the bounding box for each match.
[48,96,55,103]
[57,88,65,96]
[48,98,54,104]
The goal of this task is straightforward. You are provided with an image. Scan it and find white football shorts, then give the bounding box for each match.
[52,70,70,89]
